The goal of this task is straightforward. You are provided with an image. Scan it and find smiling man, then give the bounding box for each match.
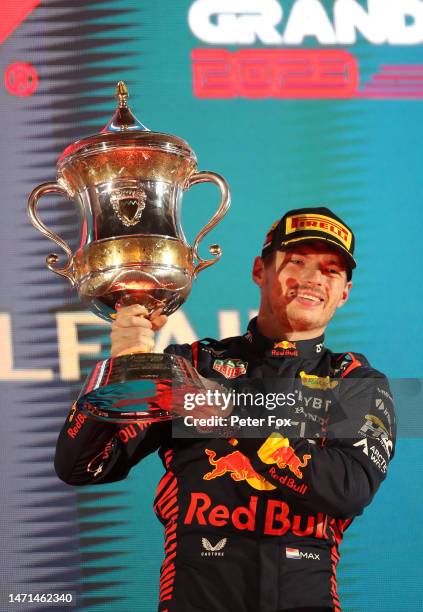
[255,207,355,341]
[55,206,396,612]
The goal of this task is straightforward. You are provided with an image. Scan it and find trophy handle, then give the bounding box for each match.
[27,182,75,284]
[186,171,231,277]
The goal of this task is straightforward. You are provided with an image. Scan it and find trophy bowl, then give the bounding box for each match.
[28,82,230,422]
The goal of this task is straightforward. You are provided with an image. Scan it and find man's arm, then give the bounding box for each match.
[54,305,169,486]
[233,371,396,519]
[54,405,168,485]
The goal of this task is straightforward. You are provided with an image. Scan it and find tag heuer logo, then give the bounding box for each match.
[201,537,227,557]
[111,188,146,227]
[212,359,247,379]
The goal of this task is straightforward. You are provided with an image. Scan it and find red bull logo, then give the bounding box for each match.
[203,449,276,491]
[184,493,328,539]
[272,340,298,356]
[67,411,87,439]
[273,340,296,350]
[202,437,311,493]
[257,434,311,479]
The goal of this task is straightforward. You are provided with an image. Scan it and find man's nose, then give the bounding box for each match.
[301,264,323,284]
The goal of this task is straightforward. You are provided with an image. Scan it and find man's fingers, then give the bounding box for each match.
[110,325,155,357]
[150,307,163,318]
[111,326,154,342]
[151,314,168,331]
[111,338,155,357]
[116,304,148,316]
[113,306,167,330]
[114,304,150,326]
[109,305,169,357]
[112,315,153,329]
[150,308,167,329]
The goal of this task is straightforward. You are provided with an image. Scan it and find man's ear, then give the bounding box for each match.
[252,256,265,287]
[337,280,352,308]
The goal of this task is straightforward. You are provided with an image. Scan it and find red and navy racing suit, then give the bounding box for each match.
[54,318,396,612]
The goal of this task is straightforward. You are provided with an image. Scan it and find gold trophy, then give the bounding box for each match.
[28,82,230,423]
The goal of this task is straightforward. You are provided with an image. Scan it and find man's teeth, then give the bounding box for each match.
[297,294,322,302]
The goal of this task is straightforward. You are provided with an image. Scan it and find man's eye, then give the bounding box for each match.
[327,268,340,275]
[290,258,304,265]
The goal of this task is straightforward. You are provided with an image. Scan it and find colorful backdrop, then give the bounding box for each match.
[1,1,422,611]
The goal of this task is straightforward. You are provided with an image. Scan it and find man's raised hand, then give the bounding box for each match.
[110,304,168,357]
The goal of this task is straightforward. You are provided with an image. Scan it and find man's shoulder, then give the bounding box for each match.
[329,349,387,381]
[164,333,249,365]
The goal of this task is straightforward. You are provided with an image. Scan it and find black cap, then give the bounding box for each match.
[261,207,356,280]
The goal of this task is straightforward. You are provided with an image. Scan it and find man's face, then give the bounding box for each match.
[253,241,352,335]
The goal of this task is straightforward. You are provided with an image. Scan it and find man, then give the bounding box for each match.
[55,207,396,612]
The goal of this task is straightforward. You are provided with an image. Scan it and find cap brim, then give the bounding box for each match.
[280,236,356,270]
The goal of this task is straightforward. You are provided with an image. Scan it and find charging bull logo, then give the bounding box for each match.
[273,340,296,350]
[203,449,276,491]
[203,434,311,490]
[272,340,298,356]
[257,434,311,479]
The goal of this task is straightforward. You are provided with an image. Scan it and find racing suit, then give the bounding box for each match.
[55,318,396,612]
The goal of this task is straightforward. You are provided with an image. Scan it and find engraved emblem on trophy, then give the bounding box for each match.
[28,82,230,423]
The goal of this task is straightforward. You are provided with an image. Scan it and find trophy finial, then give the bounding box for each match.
[115,81,129,108]
[101,81,149,133]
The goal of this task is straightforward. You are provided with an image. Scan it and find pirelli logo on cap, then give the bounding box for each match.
[285,213,352,250]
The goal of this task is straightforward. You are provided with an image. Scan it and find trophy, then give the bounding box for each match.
[28,82,230,423]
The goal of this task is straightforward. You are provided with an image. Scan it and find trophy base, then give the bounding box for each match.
[76,352,203,423]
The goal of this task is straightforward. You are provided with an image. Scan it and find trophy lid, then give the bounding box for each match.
[101,81,150,133]
[58,81,196,166]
